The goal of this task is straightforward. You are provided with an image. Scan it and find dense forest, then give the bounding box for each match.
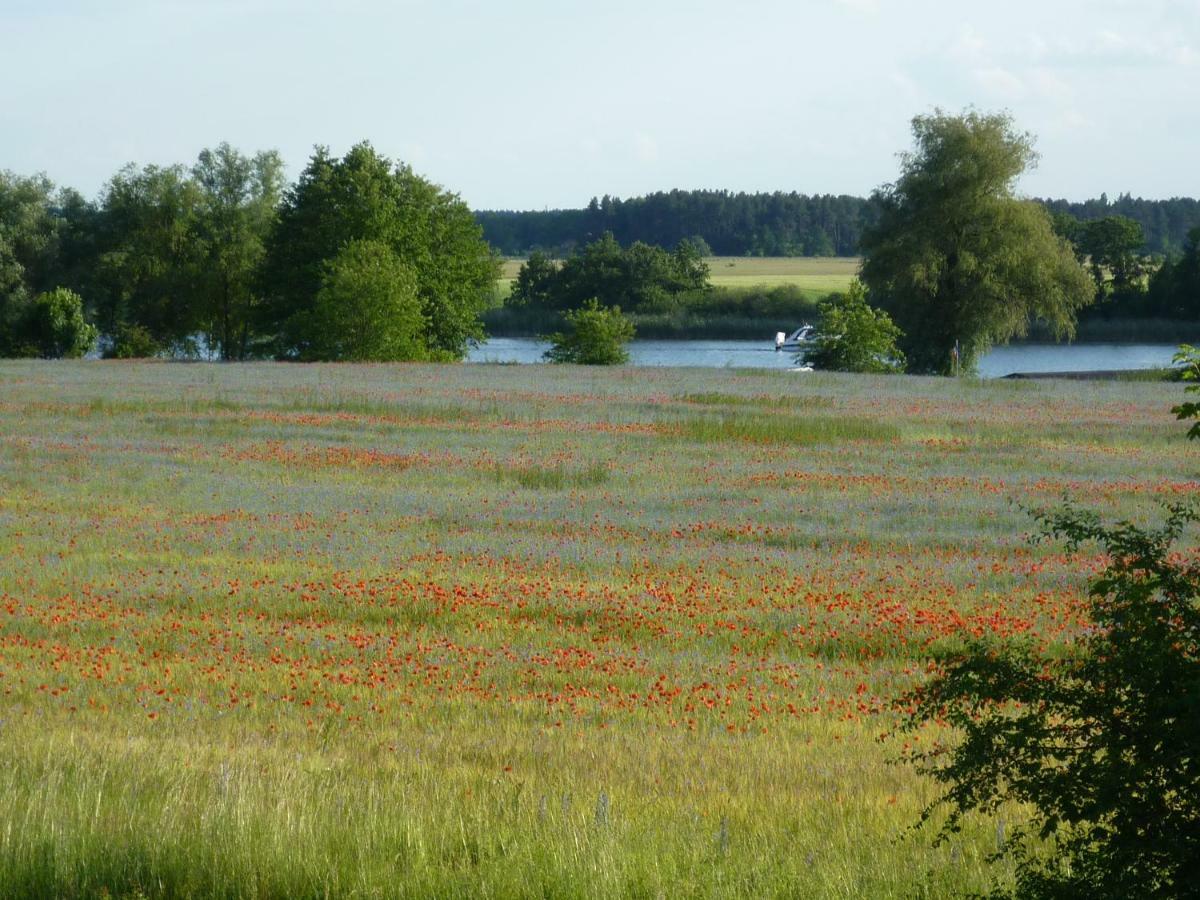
[477,190,1200,258]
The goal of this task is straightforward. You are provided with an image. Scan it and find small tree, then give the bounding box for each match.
[543,299,634,365]
[22,288,96,358]
[106,323,160,359]
[305,240,427,362]
[801,281,904,373]
[899,504,1200,898]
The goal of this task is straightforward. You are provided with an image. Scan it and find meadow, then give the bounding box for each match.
[0,360,1195,898]
[497,257,859,297]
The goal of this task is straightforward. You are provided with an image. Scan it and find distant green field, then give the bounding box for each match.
[705,257,859,291]
[497,257,860,297]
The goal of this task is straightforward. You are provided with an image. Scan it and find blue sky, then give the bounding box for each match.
[2,0,1197,208]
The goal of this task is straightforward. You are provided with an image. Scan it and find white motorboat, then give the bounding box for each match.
[775,325,814,352]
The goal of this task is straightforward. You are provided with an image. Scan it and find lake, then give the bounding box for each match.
[466,338,1180,377]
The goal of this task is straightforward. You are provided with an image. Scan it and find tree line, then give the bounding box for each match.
[0,142,498,360]
[477,190,1200,259]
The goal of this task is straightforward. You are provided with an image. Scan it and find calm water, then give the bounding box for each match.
[467,338,1179,378]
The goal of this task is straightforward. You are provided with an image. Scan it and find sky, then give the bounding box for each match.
[1,0,1198,209]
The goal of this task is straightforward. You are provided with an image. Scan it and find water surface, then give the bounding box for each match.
[467,338,1179,377]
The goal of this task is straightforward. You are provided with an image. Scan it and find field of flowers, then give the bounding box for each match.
[0,360,1194,898]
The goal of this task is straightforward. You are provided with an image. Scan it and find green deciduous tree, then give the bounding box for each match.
[1077,215,1147,295]
[861,110,1095,374]
[92,163,205,352]
[543,299,635,364]
[192,143,285,359]
[306,240,426,362]
[801,281,904,373]
[1148,227,1200,320]
[508,250,560,310]
[510,232,709,314]
[899,504,1200,898]
[261,143,498,360]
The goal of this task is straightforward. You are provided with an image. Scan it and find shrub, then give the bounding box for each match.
[22,288,96,358]
[801,281,904,373]
[543,299,634,365]
[898,504,1200,898]
[106,323,161,359]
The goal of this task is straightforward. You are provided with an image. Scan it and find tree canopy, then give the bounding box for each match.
[306,240,426,362]
[861,111,1095,374]
[509,233,709,314]
[261,143,499,360]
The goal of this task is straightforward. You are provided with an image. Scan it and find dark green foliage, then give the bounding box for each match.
[1148,228,1200,320]
[508,251,559,310]
[106,323,160,359]
[510,233,709,314]
[801,281,904,373]
[899,504,1200,898]
[89,163,206,348]
[260,142,499,360]
[1172,344,1200,439]
[1075,216,1147,294]
[191,144,285,359]
[476,190,875,257]
[861,110,1095,375]
[479,191,1200,260]
[543,299,634,365]
[305,240,426,362]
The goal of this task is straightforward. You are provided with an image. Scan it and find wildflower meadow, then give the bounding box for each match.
[0,361,1194,898]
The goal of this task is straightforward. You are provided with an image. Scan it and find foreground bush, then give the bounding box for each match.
[900,504,1200,898]
[801,281,904,373]
[3,287,96,358]
[543,299,635,365]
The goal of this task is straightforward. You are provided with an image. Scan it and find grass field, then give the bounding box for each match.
[0,361,1195,897]
[497,257,860,296]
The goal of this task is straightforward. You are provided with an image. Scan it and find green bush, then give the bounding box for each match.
[899,504,1200,898]
[20,288,96,359]
[543,299,635,365]
[106,323,161,359]
[801,281,904,373]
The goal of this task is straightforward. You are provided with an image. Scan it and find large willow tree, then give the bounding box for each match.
[861,111,1094,374]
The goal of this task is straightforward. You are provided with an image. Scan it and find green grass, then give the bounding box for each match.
[0,360,1192,898]
[496,256,858,299]
[674,412,897,445]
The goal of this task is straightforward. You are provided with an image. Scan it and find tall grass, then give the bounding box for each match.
[0,359,1189,898]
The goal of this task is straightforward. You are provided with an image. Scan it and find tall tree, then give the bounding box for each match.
[0,171,85,356]
[192,144,285,359]
[260,142,498,360]
[860,111,1095,374]
[306,239,426,362]
[92,164,204,352]
[1077,215,1146,295]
